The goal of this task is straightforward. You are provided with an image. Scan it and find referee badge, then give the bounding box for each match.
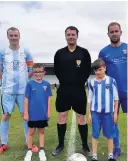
[105,84,110,89]
[76,60,81,67]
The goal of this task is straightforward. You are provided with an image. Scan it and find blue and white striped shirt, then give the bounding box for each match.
[88,75,119,113]
[0,46,33,94]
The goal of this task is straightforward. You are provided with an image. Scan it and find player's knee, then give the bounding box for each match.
[38,128,44,134]
[2,113,10,121]
[76,114,86,125]
[28,130,35,136]
[58,112,68,123]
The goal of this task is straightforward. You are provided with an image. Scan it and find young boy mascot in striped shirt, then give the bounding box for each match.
[88,58,119,161]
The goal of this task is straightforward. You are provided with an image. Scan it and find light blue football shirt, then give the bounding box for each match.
[0,46,33,94]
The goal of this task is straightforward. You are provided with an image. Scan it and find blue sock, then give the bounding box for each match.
[23,121,28,143]
[1,120,9,144]
[113,124,120,149]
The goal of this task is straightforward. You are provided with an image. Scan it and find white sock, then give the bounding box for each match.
[92,154,97,160]
[108,152,113,159]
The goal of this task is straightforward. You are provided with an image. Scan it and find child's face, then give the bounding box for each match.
[95,66,106,78]
[33,67,45,81]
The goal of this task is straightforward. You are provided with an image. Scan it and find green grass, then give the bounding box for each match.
[0,89,127,161]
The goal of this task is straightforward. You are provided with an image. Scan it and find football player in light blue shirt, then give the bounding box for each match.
[0,27,34,153]
[99,22,127,159]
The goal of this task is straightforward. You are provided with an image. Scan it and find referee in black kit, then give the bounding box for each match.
[52,26,92,157]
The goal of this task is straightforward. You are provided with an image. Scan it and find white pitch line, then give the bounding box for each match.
[67,111,76,160]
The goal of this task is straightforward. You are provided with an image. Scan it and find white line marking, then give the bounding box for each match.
[67,111,76,160]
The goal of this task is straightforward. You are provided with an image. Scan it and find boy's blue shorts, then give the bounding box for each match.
[91,111,116,139]
[1,94,25,114]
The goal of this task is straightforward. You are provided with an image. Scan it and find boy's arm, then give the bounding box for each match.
[114,100,118,114]
[113,79,119,123]
[24,98,29,121]
[47,96,52,119]
[24,82,31,121]
[87,103,92,124]
[88,103,91,116]
[87,81,93,123]
[47,83,52,119]
[113,100,119,123]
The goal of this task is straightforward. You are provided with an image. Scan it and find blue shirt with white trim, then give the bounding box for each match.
[88,75,119,113]
[25,80,52,121]
[99,43,127,97]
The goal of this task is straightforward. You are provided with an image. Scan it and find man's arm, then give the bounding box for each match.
[25,49,34,79]
[54,51,60,80]
[98,50,104,58]
[28,71,33,79]
[0,70,3,80]
[0,50,3,81]
[84,49,91,80]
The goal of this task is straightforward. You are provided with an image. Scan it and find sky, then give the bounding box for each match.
[0,1,127,63]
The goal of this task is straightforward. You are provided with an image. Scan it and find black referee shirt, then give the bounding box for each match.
[54,45,91,86]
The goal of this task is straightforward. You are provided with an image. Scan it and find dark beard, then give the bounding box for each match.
[110,38,120,44]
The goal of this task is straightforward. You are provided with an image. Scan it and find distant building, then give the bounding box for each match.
[0,63,95,86]
[43,63,95,75]
[42,63,95,85]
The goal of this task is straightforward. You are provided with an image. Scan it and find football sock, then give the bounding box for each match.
[23,120,28,143]
[1,120,9,144]
[57,123,66,147]
[78,124,88,148]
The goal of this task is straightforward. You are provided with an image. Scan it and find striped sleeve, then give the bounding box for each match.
[112,79,119,100]
[24,49,33,72]
[88,80,93,103]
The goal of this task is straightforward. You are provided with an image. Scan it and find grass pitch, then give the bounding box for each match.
[0,89,127,161]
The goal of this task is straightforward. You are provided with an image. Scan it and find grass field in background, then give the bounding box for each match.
[0,89,127,161]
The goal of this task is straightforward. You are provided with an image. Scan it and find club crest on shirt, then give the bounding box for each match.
[76,60,81,67]
[122,49,127,54]
[105,84,110,89]
[20,52,24,56]
[42,86,47,91]
[12,60,19,69]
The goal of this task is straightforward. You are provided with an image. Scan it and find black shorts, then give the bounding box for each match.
[55,86,87,115]
[28,120,48,128]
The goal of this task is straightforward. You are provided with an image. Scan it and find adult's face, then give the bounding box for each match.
[65,29,78,46]
[7,29,20,47]
[108,25,122,44]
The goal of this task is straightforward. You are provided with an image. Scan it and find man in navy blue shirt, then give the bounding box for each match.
[99,22,127,159]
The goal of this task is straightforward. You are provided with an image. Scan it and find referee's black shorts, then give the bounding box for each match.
[55,85,87,115]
